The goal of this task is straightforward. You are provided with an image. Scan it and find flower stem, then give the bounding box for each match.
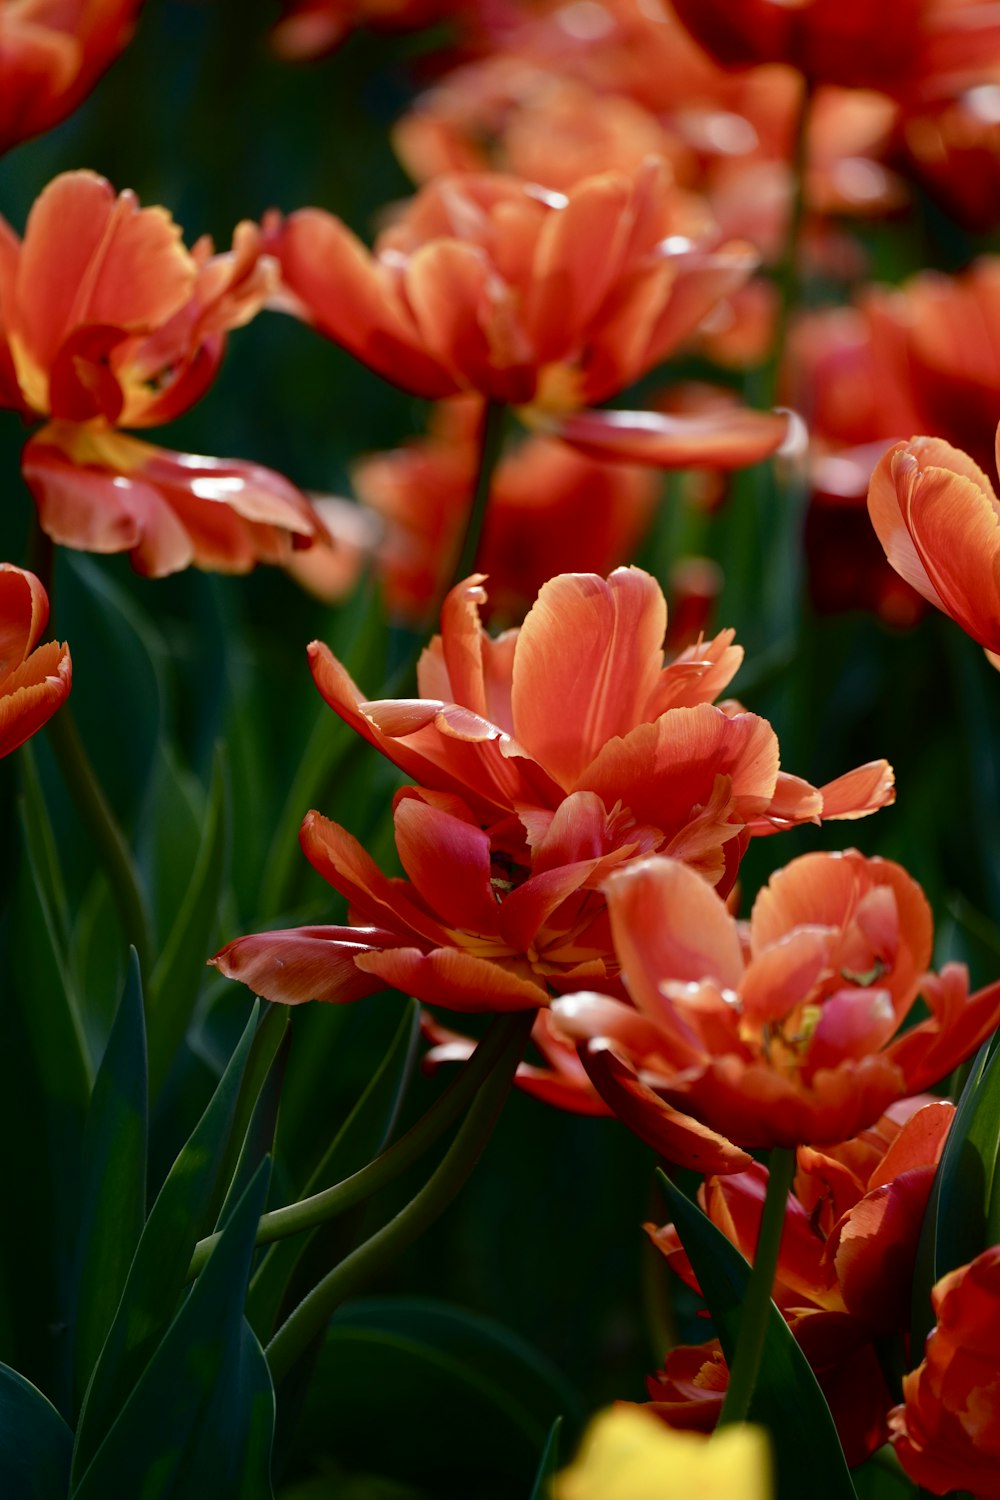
[46,704,154,976]
[187,1008,531,1279]
[264,1007,533,1382]
[718,1145,796,1426]
[449,398,507,592]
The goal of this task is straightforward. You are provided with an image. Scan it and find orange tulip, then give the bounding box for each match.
[890,1246,1000,1498]
[552,852,999,1161]
[0,563,70,758]
[266,161,790,469]
[868,428,1000,655]
[670,0,1000,98]
[0,171,323,576]
[0,0,141,156]
[269,0,471,59]
[289,397,657,620]
[643,1098,954,1463]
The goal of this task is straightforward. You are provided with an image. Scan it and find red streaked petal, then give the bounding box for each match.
[209,924,406,1005]
[543,404,790,470]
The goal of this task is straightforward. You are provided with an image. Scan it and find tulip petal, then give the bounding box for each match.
[209,924,404,1005]
[355,944,546,1011]
[544,405,790,470]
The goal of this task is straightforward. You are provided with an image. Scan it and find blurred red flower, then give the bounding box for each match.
[266,162,790,469]
[0,563,70,758]
[552,851,998,1165]
[0,0,141,156]
[890,1245,1000,1497]
[0,171,323,576]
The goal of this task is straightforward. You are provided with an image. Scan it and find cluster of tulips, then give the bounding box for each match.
[5,0,1000,1497]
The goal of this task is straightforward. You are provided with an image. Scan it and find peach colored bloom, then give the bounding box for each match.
[0,563,70,757]
[0,171,323,576]
[0,0,141,155]
[552,851,998,1159]
[266,162,790,469]
[868,428,1000,654]
[890,1246,1000,1498]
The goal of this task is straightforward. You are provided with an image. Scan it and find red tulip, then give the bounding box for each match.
[890,1246,1000,1498]
[0,0,141,156]
[0,563,70,757]
[0,171,323,576]
[552,852,998,1158]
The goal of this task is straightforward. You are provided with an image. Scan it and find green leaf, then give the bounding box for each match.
[912,1037,1000,1348]
[247,999,420,1340]
[147,747,229,1098]
[0,1363,73,1500]
[290,1298,582,1492]
[529,1417,563,1500]
[71,1160,272,1500]
[72,950,148,1414]
[215,1004,291,1229]
[657,1172,856,1500]
[72,1001,260,1483]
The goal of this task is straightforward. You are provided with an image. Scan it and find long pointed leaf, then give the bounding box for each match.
[529,1417,563,1500]
[0,1364,73,1500]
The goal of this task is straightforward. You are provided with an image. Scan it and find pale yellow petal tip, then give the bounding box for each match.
[552,1408,772,1500]
[985,648,1000,673]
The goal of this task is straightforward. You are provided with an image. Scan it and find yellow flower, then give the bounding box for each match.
[553,1408,771,1500]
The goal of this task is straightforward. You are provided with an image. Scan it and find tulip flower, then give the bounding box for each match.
[0,171,324,576]
[0,564,71,758]
[551,851,1000,1165]
[0,0,141,156]
[265,161,790,470]
[269,0,469,59]
[213,571,892,1082]
[890,1245,1000,1498]
[868,428,1000,655]
[552,1407,771,1500]
[645,1098,953,1461]
[669,0,1000,98]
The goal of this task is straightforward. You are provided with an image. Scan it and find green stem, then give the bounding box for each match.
[448,398,507,594]
[264,1008,533,1382]
[187,1009,529,1279]
[718,1146,796,1426]
[46,705,153,975]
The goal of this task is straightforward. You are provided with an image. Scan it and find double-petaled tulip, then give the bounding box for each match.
[868,428,1000,656]
[553,1407,771,1500]
[0,564,71,757]
[289,397,657,620]
[644,1097,954,1463]
[212,568,892,1022]
[670,0,1000,98]
[551,851,999,1169]
[890,1245,1000,1498]
[0,1,141,156]
[0,171,323,576]
[265,161,790,469]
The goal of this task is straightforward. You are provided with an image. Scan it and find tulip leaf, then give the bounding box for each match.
[248,997,420,1340]
[657,1172,857,1500]
[215,1003,291,1229]
[72,949,148,1414]
[0,1363,73,1499]
[529,1417,563,1500]
[147,746,229,1097]
[71,1159,272,1500]
[289,1298,581,1492]
[72,1001,260,1484]
[912,1036,1000,1348]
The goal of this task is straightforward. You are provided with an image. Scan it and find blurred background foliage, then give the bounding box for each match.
[1,2,999,1495]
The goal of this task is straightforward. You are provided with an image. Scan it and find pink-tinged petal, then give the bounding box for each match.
[542,404,790,470]
[551,990,675,1057]
[579,1039,752,1172]
[355,944,546,1011]
[642,241,762,369]
[0,640,72,759]
[739,928,837,1027]
[299,810,449,946]
[527,790,622,873]
[817,761,896,820]
[496,859,601,953]
[804,986,900,1075]
[577,704,779,834]
[509,567,667,790]
[13,171,194,381]
[524,173,634,364]
[830,1167,938,1332]
[392,795,500,936]
[703,1165,834,1307]
[268,208,456,398]
[747,771,824,833]
[885,967,1000,1092]
[209,924,405,1005]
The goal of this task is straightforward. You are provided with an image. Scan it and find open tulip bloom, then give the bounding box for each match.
[0,562,70,758]
[212,567,895,1019]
